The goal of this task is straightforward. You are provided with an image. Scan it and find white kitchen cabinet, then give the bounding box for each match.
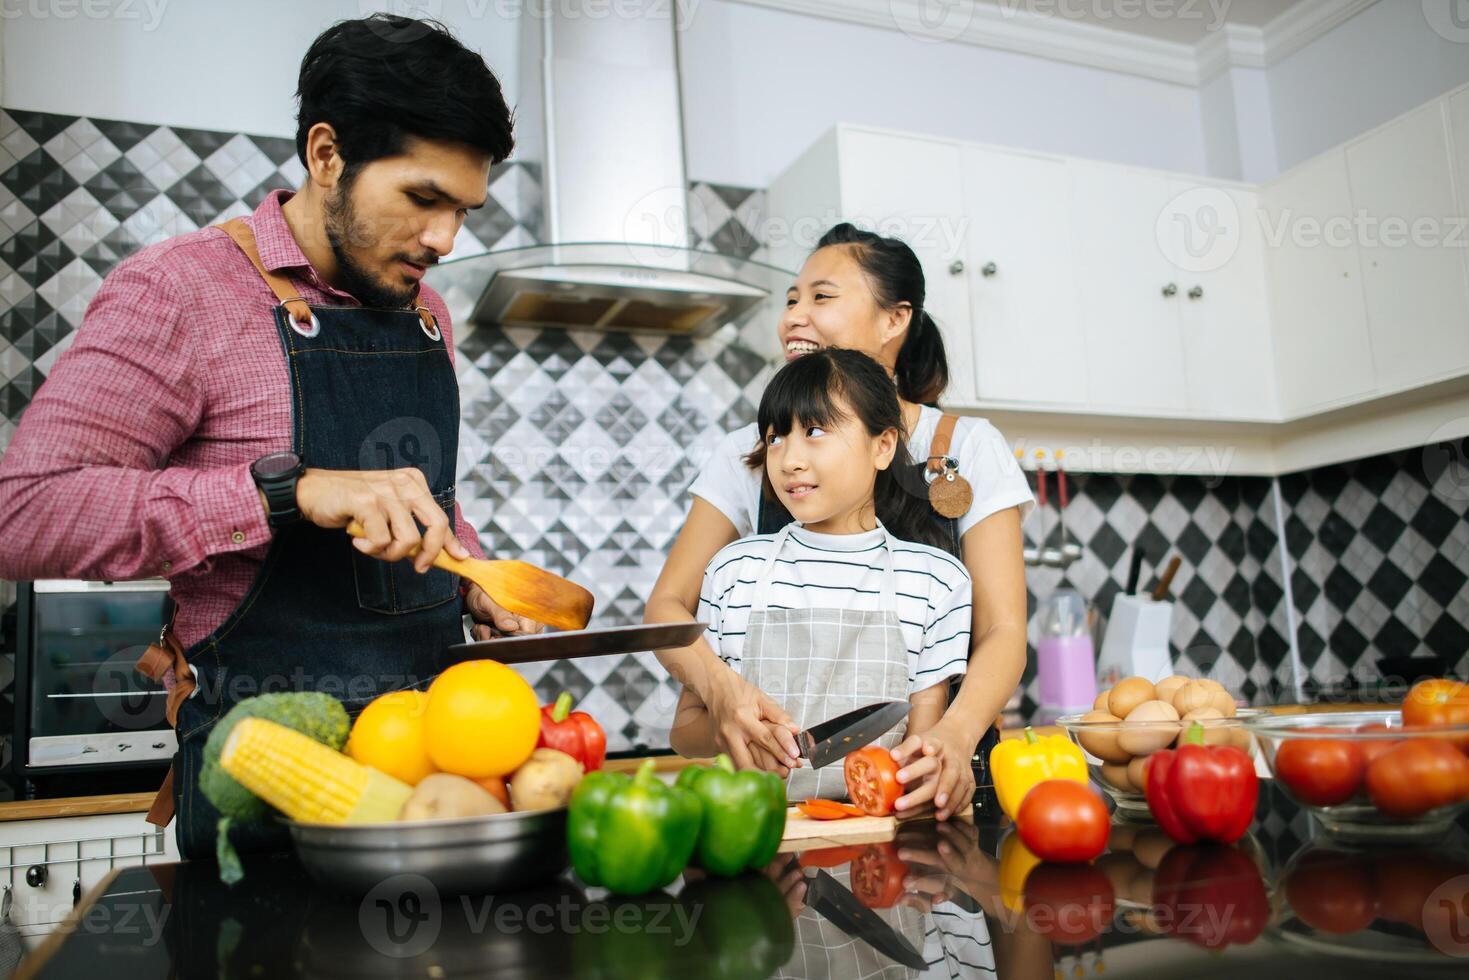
[1345,100,1469,393]
[960,146,1088,408]
[832,129,978,403]
[1168,182,1280,421]
[1262,150,1377,417]
[1450,87,1469,299]
[1067,160,1189,414]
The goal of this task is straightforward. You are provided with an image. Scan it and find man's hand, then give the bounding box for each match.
[466,585,545,639]
[890,717,978,821]
[295,467,460,573]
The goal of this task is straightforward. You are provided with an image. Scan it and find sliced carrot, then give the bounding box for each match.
[796,799,859,820]
[797,845,866,868]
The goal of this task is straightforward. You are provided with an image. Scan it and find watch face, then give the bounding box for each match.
[254,452,302,479]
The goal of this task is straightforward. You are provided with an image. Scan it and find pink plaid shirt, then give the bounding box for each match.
[0,190,484,648]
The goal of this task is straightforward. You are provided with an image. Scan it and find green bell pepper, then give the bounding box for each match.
[568,759,702,895]
[681,873,796,979]
[675,754,787,877]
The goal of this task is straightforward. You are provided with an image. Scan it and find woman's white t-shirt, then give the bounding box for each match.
[688,405,1035,541]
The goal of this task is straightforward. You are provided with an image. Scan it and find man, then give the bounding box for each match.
[0,15,529,858]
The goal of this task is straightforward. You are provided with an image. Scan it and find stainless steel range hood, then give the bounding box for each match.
[427,4,789,337]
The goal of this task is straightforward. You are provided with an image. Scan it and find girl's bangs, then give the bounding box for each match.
[755,355,850,439]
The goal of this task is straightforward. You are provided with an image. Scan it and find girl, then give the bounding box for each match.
[651,224,1032,818]
[669,349,974,802]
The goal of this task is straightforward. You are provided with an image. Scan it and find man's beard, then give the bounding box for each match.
[322,179,422,310]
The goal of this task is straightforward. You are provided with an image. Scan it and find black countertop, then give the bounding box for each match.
[17,784,1469,979]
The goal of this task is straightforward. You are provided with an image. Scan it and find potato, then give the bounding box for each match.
[1100,762,1134,793]
[1108,677,1156,719]
[400,773,507,822]
[1177,707,1229,746]
[1127,754,1151,793]
[1171,680,1216,715]
[1153,674,1191,705]
[1094,689,1112,712]
[1077,710,1130,763]
[1118,700,1181,755]
[508,748,584,812]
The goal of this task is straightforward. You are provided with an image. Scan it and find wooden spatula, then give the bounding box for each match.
[345,521,595,630]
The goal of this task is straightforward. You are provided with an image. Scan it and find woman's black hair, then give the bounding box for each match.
[745,349,949,551]
[815,223,949,405]
[296,14,515,174]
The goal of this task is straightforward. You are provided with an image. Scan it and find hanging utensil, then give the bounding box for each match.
[1055,450,1082,565]
[345,522,595,631]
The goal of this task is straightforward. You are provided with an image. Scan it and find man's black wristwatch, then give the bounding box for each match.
[251,451,305,530]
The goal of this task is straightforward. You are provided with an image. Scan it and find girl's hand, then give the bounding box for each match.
[705,669,802,773]
[890,718,978,821]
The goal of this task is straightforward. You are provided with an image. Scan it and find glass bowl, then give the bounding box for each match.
[1055,710,1260,819]
[1243,709,1469,843]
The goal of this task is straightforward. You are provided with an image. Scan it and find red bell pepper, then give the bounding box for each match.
[1151,843,1268,950]
[538,692,606,771]
[1145,722,1258,844]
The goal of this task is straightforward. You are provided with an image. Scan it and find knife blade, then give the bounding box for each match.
[806,870,927,970]
[797,701,910,770]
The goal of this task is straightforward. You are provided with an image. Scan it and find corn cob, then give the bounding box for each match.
[220,717,413,824]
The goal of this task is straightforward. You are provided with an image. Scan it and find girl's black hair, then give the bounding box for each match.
[816,223,949,405]
[745,349,949,551]
[296,15,515,173]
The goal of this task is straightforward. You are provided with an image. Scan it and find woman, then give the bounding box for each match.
[648,224,1032,820]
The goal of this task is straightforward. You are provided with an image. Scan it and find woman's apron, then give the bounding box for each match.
[739,522,909,800]
[147,219,468,860]
[755,415,1002,808]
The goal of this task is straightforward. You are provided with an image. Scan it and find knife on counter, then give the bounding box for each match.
[796,701,911,769]
[805,869,927,970]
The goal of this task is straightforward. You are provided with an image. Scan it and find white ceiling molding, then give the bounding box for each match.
[723,0,1381,87]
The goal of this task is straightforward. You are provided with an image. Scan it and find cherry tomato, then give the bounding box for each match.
[850,842,908,908]
[1273,736,1364,806]
[1364,739,1469,818]
[844,747,901,817]
[1372,849,1467,932]
[1354,723,1404,766]
[1401,679,1469,750]
[1016,780,1111,863]
[1024,863,1116,946]
[1285,848,1377,935]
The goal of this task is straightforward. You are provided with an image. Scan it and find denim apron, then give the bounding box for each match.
[169,220,468,859]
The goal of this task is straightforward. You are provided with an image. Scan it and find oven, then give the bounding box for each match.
[11,580,175,794]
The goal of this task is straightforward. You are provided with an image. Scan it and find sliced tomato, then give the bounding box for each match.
[844,747,901,817]
[851,842,908,908]
[797,844,866,868]
[796,799,859,820]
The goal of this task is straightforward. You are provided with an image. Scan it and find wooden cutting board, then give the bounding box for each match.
[776,804,974,852]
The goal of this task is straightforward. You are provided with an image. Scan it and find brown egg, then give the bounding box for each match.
[1133,828,1176,870]
[1100,762,1134,793]
[1177,707,1228,746]
[1118,700,1181,755]
[1077,710,1130,763]
[1094,689,1112,712]
[1171,680,1216,715]
[1127,754,1151,792]
[1127,869,1157,908]
[1201,679,1238,716]
[1227,726,1256,755]
[1153,674,1191,704]
[1109,822,1139,851]
[1108,676,1156,718]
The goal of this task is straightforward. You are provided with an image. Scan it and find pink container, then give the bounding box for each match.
[1037,634,1097,711]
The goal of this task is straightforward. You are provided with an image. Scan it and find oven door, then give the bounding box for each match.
[16,579,176,774]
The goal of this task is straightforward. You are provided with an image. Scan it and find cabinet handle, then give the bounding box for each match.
[981,262,997,277]
[1188,286,1204,300]
[1162,283,1178,298]
[948,260,965,276]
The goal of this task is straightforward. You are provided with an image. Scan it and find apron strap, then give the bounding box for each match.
[926,413,960,476]
[873,521,899,613]
[750,523,796,613]
[216,218,441,338]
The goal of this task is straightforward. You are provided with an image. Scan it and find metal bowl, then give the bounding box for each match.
[285,806,569,895]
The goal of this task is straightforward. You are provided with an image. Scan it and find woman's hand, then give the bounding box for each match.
[465,585,545,638]
[704,669,802,774]
[890,717,978,821]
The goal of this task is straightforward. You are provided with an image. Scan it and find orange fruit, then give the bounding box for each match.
[346,690,436,785]
[423,660,539,778]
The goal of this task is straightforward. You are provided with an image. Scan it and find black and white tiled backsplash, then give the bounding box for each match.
[0,109,1466,759]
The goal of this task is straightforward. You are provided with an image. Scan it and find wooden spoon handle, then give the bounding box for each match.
[344,520,467,574]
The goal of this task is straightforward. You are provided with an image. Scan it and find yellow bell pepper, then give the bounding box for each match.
[988,726,1089,819]
[997,830,1043,913]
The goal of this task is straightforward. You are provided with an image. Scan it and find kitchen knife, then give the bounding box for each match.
[797,701,910,770]
[805,869,927,970]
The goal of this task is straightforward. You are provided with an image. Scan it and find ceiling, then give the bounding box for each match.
[975,0,1313,45]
